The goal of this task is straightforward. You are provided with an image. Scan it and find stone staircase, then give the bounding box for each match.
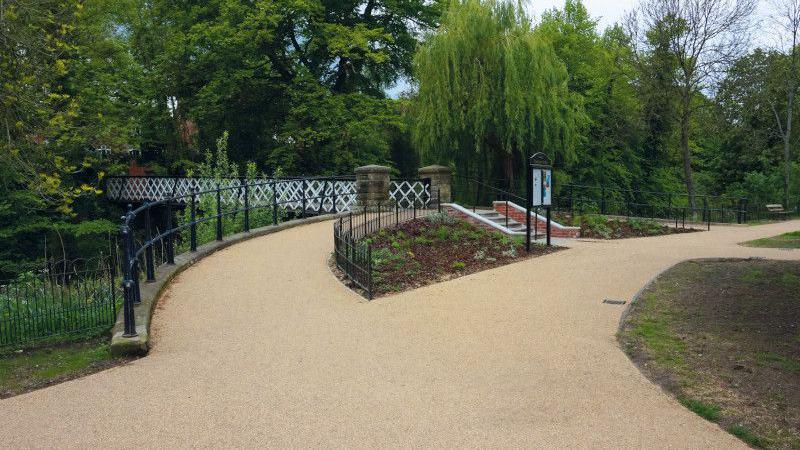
[442,202,581,238]
[474,210,528,233]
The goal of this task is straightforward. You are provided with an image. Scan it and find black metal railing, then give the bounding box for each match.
[333,190,441,300]
[117,176,354,339]
[452,176,759,226]
[0,261,118,348]
[557,184,751,225]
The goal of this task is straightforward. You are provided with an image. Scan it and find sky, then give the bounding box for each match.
[387,0,776,98]
[527,0,637,30]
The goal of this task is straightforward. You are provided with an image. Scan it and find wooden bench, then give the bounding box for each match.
[766,204,790,220]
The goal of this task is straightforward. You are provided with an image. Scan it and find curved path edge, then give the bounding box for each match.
[110,213,348,356]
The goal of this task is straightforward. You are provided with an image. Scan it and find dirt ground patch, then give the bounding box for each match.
[619,259,800,449]
[348,215,561,297]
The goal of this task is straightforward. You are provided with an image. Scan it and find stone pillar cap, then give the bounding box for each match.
[355,164,391,173]
[418,165,452,174]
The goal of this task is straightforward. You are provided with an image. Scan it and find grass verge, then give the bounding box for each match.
[742,230,800,249]
[619,259,800,449]
[0,336,133,398]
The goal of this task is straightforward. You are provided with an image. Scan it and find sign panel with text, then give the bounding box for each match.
[532,168,552,207]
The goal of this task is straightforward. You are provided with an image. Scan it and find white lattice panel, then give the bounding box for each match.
[390,180,430,208]
[107,177,357,213]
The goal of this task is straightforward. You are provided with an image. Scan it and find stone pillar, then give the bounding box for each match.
[418,165,452,203]
[355,165,391,210]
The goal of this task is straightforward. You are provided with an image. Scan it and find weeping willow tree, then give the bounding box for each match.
[412,0,583,189]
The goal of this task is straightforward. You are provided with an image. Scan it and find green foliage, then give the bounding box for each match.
[680,398,721,422]
[742,230,800,249]
[582,215,612,239]
[0,339,116,396]
[424,212,458,225]
[412,0,583,185]
[726,425,766,448]
[625,218,663,235]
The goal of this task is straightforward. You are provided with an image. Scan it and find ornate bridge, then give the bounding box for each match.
[106,176,431,213]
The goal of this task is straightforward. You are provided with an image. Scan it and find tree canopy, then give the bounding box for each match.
[412,0,582,187]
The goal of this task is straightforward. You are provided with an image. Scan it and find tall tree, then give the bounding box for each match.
[539,1,644,189]
[629,0,756,208]
[412,0,583,187]
[129,0,441,172]
[771,0,800,206]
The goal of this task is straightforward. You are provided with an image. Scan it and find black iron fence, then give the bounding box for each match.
[0,261,118,348]
[558,184,750,224]
[450,176,791,225]
[333,193,441,300]
[118,176,356,339]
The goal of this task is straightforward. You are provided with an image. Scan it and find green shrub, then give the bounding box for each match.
[582,215,612,238]
[425,212,458,225]
[452,261,466,270]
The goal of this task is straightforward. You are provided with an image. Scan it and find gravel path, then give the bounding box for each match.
[2,219,799,448]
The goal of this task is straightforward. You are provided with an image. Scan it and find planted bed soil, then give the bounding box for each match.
[358,217,560,297]
[554,212,701,239]
[619,259,800,449]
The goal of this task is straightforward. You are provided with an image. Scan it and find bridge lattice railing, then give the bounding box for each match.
[108,176,433,214]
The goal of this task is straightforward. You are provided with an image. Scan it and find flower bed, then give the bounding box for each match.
[554,213,700,239]
[358,213,560,297]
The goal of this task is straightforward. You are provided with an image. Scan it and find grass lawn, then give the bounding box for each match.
[0,336,132,398]
[743,230,800,249]
[619,259,800,449]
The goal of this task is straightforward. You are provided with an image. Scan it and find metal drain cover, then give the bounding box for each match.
[602,299,627,305]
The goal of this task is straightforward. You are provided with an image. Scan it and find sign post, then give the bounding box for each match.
[526,153,554,251]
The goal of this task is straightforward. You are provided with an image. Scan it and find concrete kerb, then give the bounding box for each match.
[109,213,348,356]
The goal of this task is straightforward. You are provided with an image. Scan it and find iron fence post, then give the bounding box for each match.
[301,178,307,218]
[437,187,442,213]
[144,204,155,282]
[349,212,353,237]
[272,181,278,226]
[243,180,250,232]
[215,184,223,241]
[742,197,748,223]
[395,200,399,225]
[505,195,509,229]
[363,205,367,236]
[190,190,197,252]
[119,219,137,338]
[601,185,606,215]
[378,202,381,229]
[332,180,338,214]
[367,245,373,300]
[320,179,326,215]
[165,200,175,264]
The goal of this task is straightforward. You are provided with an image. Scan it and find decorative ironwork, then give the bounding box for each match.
[107,177,358,213]
[333,193,442,300]
[0,260,118,348]
[390,180,431,208]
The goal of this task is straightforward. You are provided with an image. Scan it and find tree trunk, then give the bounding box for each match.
[680,89,696,210]
[785,88,794,207]
[784,33,797,208]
